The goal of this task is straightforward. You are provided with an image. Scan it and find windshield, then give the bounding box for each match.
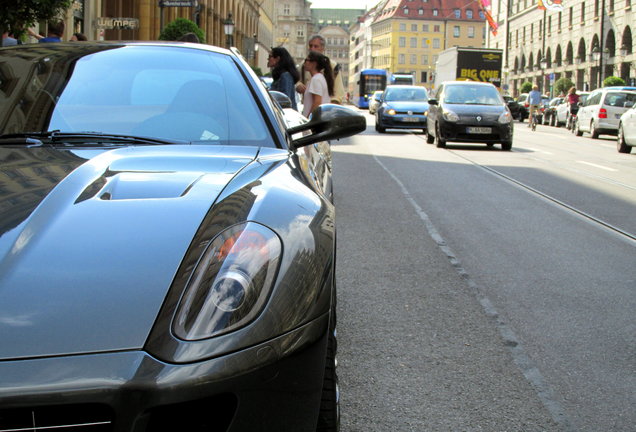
[443,85,503,105]
[384,87,428,102]
[0,45,272,147]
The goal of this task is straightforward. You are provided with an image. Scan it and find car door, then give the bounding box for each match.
[577,90,600,132]
[427,84,443,134]
[624,104,636,144]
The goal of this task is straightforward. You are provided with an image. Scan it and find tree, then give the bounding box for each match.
[554,77,574,95]
[158,18,205,44]
[0,0,71,46]
[519,81,533,94]
[603,76,625,87]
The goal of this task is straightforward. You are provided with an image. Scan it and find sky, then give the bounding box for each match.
[309,0,381,9]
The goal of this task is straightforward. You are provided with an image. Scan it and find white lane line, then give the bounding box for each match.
[576,161,617,172]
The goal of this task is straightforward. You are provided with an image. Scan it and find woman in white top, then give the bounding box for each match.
[302,51,334,118]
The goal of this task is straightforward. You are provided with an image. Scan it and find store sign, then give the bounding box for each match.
[160,0,198,6]
[96,17,139,30]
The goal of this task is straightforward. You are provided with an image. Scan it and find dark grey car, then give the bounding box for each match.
[426,81,514,151]
[0,42,365,432]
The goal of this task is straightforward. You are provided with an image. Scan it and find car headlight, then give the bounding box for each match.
[498,111,512,124]
[173,222,281,341]
[443,109,459,122]
[387,108,396,115]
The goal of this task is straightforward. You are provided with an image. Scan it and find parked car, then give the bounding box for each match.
[555,91,590,127]
[617,103,636,153]
[543,97,563,126]
[369,90,383,114]
[375,85,429,133]
[574,88,636,138]
[426,81,513,150]
[0,41,366,431]
[503,95,521,120]
[517,93,529,121]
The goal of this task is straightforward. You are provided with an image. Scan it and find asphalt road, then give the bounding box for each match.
[333,114,636,432]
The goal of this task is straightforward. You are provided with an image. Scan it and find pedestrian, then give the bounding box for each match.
[301,50,334,118]
[268,46,300,111]
[1,32,19,46]
[296,35,345,104]
[29,21,64,43]
[177,32,199,43]
[527,84,541,127]
[70,33,87,41]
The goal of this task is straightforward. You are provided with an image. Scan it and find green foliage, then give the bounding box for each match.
[519,81,533,93]
[603,76,625,87]
[554,77,575,95]
[0,0,71,43]
[158,18,205,44]
[251,66,263,77]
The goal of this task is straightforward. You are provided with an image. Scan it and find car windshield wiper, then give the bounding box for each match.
[0,131,188,146]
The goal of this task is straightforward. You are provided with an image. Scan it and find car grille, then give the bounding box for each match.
[0,404,112,432]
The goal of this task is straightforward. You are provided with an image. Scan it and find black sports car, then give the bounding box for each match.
[426,81,514,151]
[0,42,365,431]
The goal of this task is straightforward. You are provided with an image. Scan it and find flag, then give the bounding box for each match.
[479,0,498,36]
[538,0,564,11]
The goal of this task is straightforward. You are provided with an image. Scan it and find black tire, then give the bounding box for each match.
[550,114,556,127]
[426,131,434,144]
[375,122,385,133]
[501,141,512,151]
[434,123,446,148]
[591,121,600,139]
[316,330,339,432]
[617,124,632,154]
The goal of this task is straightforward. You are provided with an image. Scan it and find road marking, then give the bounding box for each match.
[576,161,617,172]
[526,147,554,155]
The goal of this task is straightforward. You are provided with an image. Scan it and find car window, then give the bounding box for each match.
[603,92,636,108]
[19,46,271,146]
[443,85,502,105]
[384,87,428,101]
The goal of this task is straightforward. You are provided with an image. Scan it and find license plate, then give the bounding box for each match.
[402,117,419,122]
[467,127,492,134]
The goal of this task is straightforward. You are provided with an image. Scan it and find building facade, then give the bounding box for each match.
[364,0,487,89]
[487,0,635,96]
[273,0,313,68]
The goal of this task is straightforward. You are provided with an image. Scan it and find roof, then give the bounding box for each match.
[374,0,485,22]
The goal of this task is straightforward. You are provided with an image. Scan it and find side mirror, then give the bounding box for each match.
[428,98,439,105]
[270,90,292,109]
[287,104,366,149]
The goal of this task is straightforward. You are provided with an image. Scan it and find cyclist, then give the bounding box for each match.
[527,84,542,129]
[566,86,580,129]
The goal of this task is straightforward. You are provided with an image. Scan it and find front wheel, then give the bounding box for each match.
[316,330,339,432]
[501,141,512,151]
[375,122,385,133]
[617,125,633,154]
[434,123,446,148]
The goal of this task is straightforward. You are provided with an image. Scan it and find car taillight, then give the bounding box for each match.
[598,108,607,119]
[524,102,529,107]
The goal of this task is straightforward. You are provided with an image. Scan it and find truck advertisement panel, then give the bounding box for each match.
[456,50,502,88]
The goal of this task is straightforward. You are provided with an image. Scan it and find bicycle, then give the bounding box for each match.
[529,108,539,131]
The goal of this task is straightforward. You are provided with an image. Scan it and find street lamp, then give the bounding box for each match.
[592,46,600,61]
[223,13,235,49]
[539,57,548,69]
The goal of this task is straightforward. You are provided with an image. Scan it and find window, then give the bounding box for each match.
[411,24,418,31]
[283,4,290,14]
[581,3,585,22]
[418,8,424,15]
[400,23,406,31]
[569,7,573,27]
[423,24,429,31]
[421,54,429,64]
[421,38,428,47]
[594,0,600,17]
[399,54,405,64]
[433,38,440,48]
[410,37,417,47]
[297,26,304,37]
[479,11,485,19]
[558,12,562,31]
[466,9,473,18]
[434,25,440,32]
[404,7,409,14]
[454,9,461,18]
[433,8,439,16]
[421,71,428,82]
[410,54,416,64]
[399,37,406,47]
[453,26,460,37]
[468,26,475,38]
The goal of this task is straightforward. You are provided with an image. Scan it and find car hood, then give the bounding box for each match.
[384,101,429,111]
[0,145,261,360]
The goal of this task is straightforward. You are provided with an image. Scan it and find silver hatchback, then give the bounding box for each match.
[574,87,636,138]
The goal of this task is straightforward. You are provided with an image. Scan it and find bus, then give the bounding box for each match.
[390,73,414,85]
[353,69,388,108]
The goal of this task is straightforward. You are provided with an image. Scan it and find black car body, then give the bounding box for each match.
[426,81,514,150]
[0,42,366,431]
[503,95,521,120]
[375,85,429,133]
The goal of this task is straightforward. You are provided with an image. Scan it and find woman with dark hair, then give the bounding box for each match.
[301,50,334,118]
[268,46,300,111]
